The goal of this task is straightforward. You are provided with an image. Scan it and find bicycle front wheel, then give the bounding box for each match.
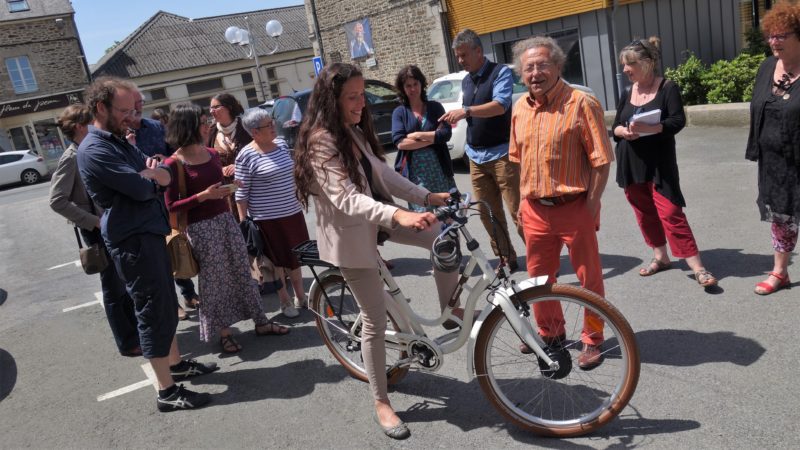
[474,283,639,437]
[310,272,409,385]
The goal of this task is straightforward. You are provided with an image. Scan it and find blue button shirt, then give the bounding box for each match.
[134,118,172,157]
[464,59,513,164]
[77,126,170,245]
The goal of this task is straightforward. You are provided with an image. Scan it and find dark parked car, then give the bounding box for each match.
[263,79,399,148]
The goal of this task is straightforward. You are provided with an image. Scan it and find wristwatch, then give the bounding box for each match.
[462,105,471,118]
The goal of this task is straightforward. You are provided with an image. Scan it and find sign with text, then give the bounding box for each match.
[0,91,83,120]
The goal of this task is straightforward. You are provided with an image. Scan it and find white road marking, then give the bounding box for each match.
[97,364,158,402]
[62,298,101,312]
[47,260,81,270]
[62,292,104,312]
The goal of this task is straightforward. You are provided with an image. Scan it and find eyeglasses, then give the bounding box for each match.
[111,105,137,117]
[201,117,214,126]
[253,122,275,130]
[522,62,554,73]
[768,32,795,42]
[209,105,225,111]
[627,39,653,60]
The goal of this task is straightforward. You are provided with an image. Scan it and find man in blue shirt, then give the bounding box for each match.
[440,29,523,272]
[127,89,199,318]
[78,77,216,412]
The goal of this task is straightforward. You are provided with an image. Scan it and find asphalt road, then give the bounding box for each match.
[0,126,797,448]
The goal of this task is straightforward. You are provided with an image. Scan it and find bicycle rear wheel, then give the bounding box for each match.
[310,272,409,385]
[474,284,639,437]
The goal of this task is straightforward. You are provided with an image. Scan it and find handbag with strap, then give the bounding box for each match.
[74,227,109,275]
[166,158,200,279]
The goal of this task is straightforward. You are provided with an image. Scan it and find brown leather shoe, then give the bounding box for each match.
[519,334,566,354]
[577,343,603,370]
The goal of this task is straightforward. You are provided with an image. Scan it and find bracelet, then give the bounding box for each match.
[423,192,431,207]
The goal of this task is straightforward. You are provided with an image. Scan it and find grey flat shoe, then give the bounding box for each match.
[373,413,410,440]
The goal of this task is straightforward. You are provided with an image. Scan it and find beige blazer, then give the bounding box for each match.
[309,126,428,268]
[49,143,102,231]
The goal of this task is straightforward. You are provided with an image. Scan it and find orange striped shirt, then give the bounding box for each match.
[508,80,613,200]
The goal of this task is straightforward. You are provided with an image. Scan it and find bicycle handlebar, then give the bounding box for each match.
[433,189,471,222]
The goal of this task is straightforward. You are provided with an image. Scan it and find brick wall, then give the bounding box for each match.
[0,16,88,101]
[311,0,451,86]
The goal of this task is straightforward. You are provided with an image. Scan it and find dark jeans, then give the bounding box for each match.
[80,228,140,354]
[107,233,179,359]
[174,278,196,301]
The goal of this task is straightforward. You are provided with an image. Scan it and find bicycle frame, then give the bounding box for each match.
[307,199,563,377]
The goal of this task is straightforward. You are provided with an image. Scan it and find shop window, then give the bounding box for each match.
[34,119,66,170]
[9,126,32,151]
[5,56,38,94]
[498,28,585,86]
[186,78,223,96]
[7,0,29,12]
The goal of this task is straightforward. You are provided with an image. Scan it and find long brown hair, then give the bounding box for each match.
[294,63,384,209]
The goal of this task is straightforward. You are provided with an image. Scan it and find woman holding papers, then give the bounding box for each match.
[612,37,717,288]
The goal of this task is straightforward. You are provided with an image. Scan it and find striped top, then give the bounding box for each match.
[234,142,302,220]
[508,80,613,200]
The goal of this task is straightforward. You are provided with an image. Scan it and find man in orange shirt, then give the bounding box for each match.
[509,36,613,370]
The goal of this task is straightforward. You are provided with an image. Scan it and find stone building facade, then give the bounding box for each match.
[307,0,451,85]
[0,0,91,167]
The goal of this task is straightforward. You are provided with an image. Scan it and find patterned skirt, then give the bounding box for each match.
[187,212,270,342]
[408,147,456,212]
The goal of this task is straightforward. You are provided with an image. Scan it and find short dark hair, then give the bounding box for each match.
[57,104,93,141]
[165,103,203,148]
[210,92,244,117]
[150,108,169,124]
[394,65,428,106]
[452,29,482,51]
[83,76,137,115]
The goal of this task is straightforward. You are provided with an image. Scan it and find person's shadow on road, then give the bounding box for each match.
[698,248,794,281]
[635,329,765,367]
[0,348,17,403]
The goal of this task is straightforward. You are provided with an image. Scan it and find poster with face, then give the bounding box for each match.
[345,18,374,60]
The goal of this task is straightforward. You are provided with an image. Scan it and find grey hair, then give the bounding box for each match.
[240,107,273,134]
[512,36,566,73]
[452,28,482,51]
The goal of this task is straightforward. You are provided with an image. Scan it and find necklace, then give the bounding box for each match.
[773,72,796,100]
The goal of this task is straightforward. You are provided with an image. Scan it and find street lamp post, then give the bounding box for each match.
[225,17,283,101]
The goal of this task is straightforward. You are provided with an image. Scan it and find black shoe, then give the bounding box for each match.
[170,359,219,381]
[156,384,211,412]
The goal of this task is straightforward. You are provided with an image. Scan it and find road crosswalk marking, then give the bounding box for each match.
[97,364,157,402]
[62,292,103,312]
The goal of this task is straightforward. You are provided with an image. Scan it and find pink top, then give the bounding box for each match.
[164,149,230,224]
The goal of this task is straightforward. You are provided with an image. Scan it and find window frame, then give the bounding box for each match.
[7,0,30,13]
[5,56,38,94]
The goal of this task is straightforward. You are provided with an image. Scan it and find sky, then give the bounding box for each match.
[71,0,303,65]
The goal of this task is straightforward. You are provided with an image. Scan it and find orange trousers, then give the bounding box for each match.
[520,196,605,345]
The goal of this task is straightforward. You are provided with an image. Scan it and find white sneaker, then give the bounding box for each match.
[293,296,308,309]
[281,303,300,318]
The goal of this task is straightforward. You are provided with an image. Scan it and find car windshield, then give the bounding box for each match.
[428,80,462,103]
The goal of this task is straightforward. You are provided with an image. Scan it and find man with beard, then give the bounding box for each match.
[78,77,217,412]
[126,88,200,319]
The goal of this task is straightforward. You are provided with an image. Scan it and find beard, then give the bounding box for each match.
[103,114,128,137]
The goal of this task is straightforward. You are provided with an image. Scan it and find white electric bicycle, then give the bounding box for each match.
[293,190,640,437]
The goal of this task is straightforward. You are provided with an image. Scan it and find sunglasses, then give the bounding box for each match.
[627,39,653,60]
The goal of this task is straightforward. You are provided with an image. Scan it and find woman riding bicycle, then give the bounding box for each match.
[294,63,458,440]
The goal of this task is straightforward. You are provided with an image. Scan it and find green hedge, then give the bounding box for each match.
[664,51,766,105]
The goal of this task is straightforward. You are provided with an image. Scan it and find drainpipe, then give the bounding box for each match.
[608,0,623,105]
[308,0,325,59]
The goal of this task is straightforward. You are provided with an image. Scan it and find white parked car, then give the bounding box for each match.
[427,66,597,163]
[0,150,49,187]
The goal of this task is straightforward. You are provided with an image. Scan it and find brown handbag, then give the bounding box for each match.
[166,158,199,278]
[74,227,109,275]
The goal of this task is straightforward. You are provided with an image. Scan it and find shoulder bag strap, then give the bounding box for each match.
[73,226,84,249]
[170,158,189,233]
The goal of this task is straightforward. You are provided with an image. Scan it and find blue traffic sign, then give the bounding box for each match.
[312,56,324,76]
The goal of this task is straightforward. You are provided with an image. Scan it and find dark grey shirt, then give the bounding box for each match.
[77,126,170,245]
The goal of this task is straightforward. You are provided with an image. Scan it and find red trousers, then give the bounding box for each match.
[520,197,605,346]
[624,182,698,258]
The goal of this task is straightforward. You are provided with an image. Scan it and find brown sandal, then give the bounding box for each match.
[695,269,718,287]
[255,321,291,336]
[220,335,242,353]
[639,258,671,277]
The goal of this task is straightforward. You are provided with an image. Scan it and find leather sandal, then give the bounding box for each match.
[755,271,791,295]
[695,269,718,287]
[220,335,242,353]
[639,258,671,276]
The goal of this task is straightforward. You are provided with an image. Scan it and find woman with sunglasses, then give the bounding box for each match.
[612,36,717,288]
[746,3,800,295]
[163,104,290,354]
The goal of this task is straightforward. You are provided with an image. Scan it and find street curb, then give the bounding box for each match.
[605,102,750,128]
